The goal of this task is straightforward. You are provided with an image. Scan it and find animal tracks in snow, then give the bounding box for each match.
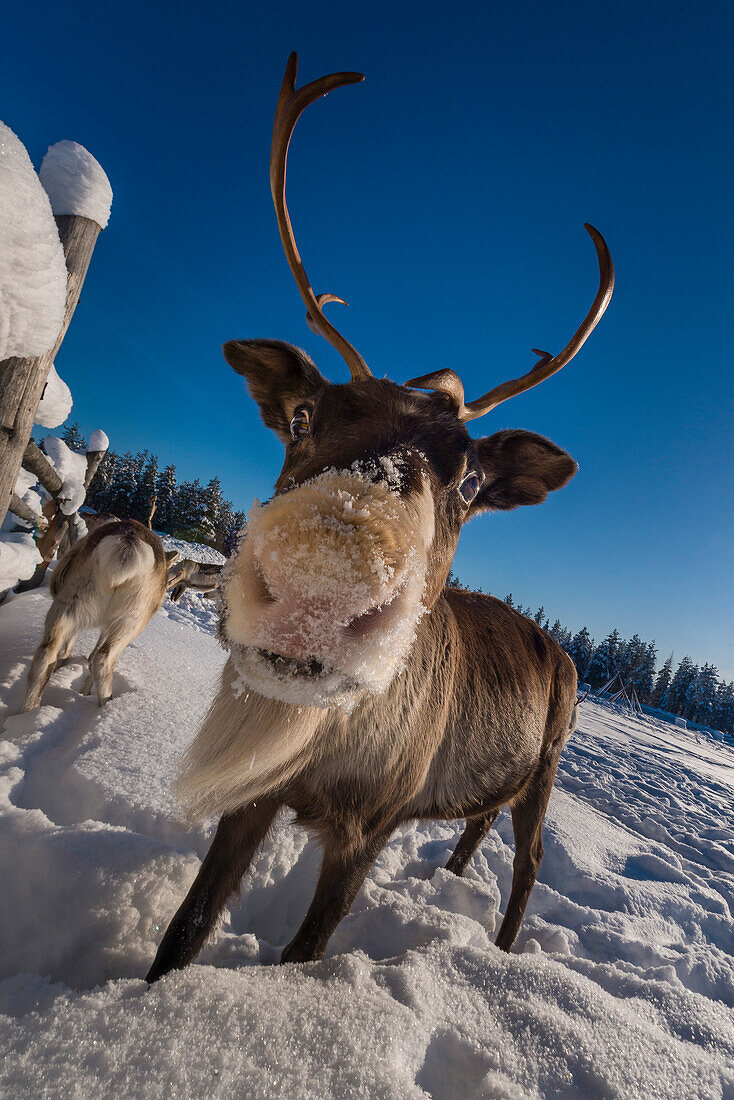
[0,587,733,1097]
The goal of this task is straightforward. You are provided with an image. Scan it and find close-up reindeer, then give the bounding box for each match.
[23,517,178,710]
[147,53,613,981]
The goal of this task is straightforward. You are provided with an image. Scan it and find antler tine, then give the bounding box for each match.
[306,293,348,336]
[271,52,371,381]
[459,224,614,420]
[404,368,468,413]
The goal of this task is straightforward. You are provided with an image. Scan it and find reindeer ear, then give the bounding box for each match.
[223,339,329,442]
[469,429,577,515]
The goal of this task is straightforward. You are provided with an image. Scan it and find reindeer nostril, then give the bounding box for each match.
[253,560,277,604]
[345,580,407,637]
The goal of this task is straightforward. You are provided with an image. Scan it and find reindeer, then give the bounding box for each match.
[22,518,178,710]
[167,557,222,602]
[147,54,613,981]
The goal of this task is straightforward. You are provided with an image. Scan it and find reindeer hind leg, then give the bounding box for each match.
[90,595,149,705]
[22,605,77,711]
[445,810,499,877]
[494,741,564,952]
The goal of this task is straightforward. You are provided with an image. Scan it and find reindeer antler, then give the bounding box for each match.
[406,224,614,420]
[271,52,371,381]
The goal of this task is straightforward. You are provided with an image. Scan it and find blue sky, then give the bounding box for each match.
[5,0,733,677]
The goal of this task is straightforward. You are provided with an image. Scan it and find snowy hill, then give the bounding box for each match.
[0,587,732,1098]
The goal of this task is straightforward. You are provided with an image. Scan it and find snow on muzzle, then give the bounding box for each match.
[221,465,433,708]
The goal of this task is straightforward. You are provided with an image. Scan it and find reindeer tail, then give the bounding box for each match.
[94,523,155,589]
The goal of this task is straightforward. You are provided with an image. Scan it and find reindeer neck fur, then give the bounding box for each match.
[177,588,574,827]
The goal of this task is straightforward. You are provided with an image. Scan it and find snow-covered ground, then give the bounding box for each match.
[0,586,732,1099]
[159,535,226,566]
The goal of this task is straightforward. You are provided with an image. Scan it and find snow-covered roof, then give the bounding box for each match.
[0,122,67,360]
[39,140,112,230]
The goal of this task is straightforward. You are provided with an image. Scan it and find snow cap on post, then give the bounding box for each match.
[0,122,67,360]
[87,429,109,454]
[34,364,73,429]
[42,436,87,516]
[39,141,113,229]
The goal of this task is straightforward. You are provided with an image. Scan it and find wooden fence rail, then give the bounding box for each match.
[0,214,102,527]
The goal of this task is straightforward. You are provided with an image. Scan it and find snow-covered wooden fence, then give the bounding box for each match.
[0,125,112,594]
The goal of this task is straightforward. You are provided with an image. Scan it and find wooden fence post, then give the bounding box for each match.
[0,214,102,527]
[14,434,110,592]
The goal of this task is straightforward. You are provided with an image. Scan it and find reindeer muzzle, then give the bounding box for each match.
[220,467,430,707]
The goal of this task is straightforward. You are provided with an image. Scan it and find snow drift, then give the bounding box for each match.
[0,585,732,1097]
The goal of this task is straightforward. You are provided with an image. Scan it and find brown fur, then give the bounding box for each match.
[23,519,173,710]
[147,343,579,982]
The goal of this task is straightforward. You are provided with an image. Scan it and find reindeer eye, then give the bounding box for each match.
[290,407,310,440]
[458,472,481,505]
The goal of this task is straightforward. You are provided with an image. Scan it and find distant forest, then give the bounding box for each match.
[67,424,732,738]
[62,424,245,553]
[449,579,734,739]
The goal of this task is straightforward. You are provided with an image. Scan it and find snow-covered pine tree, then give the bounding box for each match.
[504,594,514,607]
[666,656,698,717]
[61,422,87,453]
[628,640,657,704]
[618,634,643,684]
[155,464,177,532]
[685,663,720,726]
[106,452,141,518]
[132,454,159,526]
[215,497,236,551]
[586,629,623,689]
[566,627,594,680]
[86,449,118,514]
[714,681,734,736]
[202,477,224,545]
[652,654,674,708]
[534,606,545,625]
[174,479,207,541]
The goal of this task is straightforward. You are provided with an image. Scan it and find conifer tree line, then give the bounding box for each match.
[62,424,245,553]
[448,566,732,737]
[500,594,734,737]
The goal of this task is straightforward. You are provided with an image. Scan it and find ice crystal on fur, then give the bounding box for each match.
[218,463,432,709]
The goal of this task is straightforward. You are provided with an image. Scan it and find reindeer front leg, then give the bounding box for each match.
[281,825,392,964]
[146,799,279,982]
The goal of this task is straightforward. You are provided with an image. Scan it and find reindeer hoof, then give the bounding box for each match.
[280,939,322,965]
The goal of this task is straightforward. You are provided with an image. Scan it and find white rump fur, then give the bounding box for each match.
[94,534,155,589]
[177,660,324,819]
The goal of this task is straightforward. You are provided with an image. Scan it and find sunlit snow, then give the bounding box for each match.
[39,140,113,230]
[0,122,66,360]
[0,582,732,1097]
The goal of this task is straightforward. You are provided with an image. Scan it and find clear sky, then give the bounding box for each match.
[5,0,733,677]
